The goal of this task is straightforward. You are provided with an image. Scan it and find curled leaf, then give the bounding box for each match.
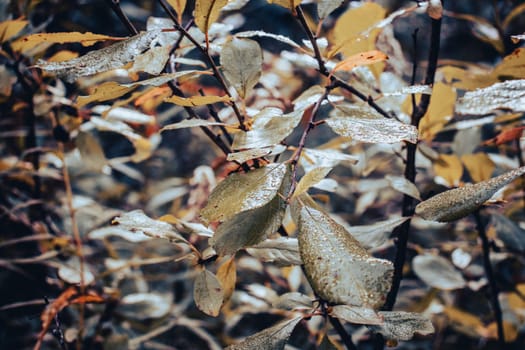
[415,166,525,222]
[292,195,393,308]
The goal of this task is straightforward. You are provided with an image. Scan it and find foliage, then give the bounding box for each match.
[1,0,525,349]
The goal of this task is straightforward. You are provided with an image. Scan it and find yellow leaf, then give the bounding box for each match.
[480,321,518,342]
[434,154,463,187]
[0,19,28,43]
[461,153,495,182]
[11,32,119,53]
[77,82,136,108]
[167,0,187,23]
[131,137,153,163]
[165,94,233,107]
[216,257,236,303]
[194,0,228,35]
[419,82,456,139]
[443,306,484,338]
[47,50,79,62]
[267,0,301,10]
[330,3,386,58]
[331,50,388,76]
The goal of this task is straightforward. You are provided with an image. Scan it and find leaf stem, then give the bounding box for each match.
[473,210,506,348]
[106,0,138,35]
[329,316,358,350]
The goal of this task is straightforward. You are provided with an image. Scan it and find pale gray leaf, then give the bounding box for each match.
[226,317,302,350]
[327,105,418,144]
[350,216,409,249]
[300,148,359,172]
[235,30,301,49]
[456,79,525,115]
[491,214,525,253]
[413,254,466,290]
[58,258,95,285]
[415,166,525,222]
[118,293,172,320]
[226,144,286,163]
[294,167,333,197]
[220,37,262,98]
[330,305,384,325]
[130,45,171,75]
[161,119,227,131]
[386,175,421,200]
[193,269,224,317]
[317,0,345,19]
[272,292,313,310]
[200,163,289,224]
[382,85,432,96]
[36,30,160,82]
[369,311,434,340]
[246,237,302,266]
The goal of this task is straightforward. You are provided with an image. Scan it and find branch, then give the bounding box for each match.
[329,316,358,350]
[106,0,138,35]
[294,5,392,120]
[473,210,506,348]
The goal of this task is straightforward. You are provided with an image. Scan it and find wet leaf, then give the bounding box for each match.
[235,30,301,49]
[194,0,228,35]
[456,79,525,115]
[193,269,224,317]
[201,163,289,224]
[216,258,237,302]
[292,195,393,307]
[317,0,345,19]
[369,311,434,340]
[461,153,495,182]
[330,305,384,325]
[36,30,159,82]
[164,94,233,107]
[112,209,188,244]
[225,316,302,350]
[327,105,418,144]
[331,50,388,76]
[246,237,302,266]
[412,254,466,290]
[294,167,333,197]
[491,214,525,253]
[415,166,525,222]
[272,292,313,310]
[226,145,287,163]
[220,38,262,99]
[386,175,421,200]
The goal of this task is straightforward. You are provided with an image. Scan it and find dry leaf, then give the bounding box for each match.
[331,50,388,76]
[412,254,466,290]
[193,269,224,317]
[194,0,228,35]
[164,94,233,107]
[216,258,237,302]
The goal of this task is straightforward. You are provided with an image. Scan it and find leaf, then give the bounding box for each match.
[300,148,359,172]
[461,153,495,182]
[200,163,289,224]
[511,33,525,43]
[415,166,525,222]
[350,217,409,249]
[130,45,171,75]
[434,154,463,187]
[164,94,233,107]
[331,50,388,76]
[327,105,418,144]
[75,131,107,172]
[35,30,159,82]
[272,292,313,310]
[246,237,302,266]
[194,0,228,35]
[294,167,333,197]
[386,175,421,200]
[76,81,136,107]
[317,0,345,19]
[193,269,224,317]
[419,82,456,140]
[456,79,525,115]
[369,311,434,340]
[483,126,525,146]
[161,119,227,131]
[427,0,443,20]
[225,316,302,350]
[330,305,384,325]
[226,144,287,163]
[167,0,187,23]
[382,85,432,96]
[0,19,28,43]
[220,38,262,99]
[490,214,525,253]
[118,293,172,320]
[58,258,95,285]
[210,168,291,255]
[111,209,188,244]
[235,30,301,50]
[12,31,118,52]
[210,194,287,255]
[216,258,237,302]
[412,254,466,290]
[232,108,302,150]
[292,195,393,308]
[266,0,301,10]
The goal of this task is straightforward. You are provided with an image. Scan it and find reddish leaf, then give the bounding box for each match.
[483,126,525,145]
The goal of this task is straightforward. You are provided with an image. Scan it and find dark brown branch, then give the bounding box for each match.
[473,210,506,348]
[106,0,138,35]
[329,316,358,350]
[383,7,443,312]
[516,138,525,215]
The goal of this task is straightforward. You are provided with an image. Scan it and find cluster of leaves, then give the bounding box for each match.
[1,0,525,349]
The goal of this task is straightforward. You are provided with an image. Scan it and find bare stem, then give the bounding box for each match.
[106,0,138,35]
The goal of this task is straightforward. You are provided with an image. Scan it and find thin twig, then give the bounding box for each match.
[106,0,138,35]
[383,6,443,312]
[294,5,392,120]
[199,88,234,144]
[473,210,506,348]
[329,316,358,350]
